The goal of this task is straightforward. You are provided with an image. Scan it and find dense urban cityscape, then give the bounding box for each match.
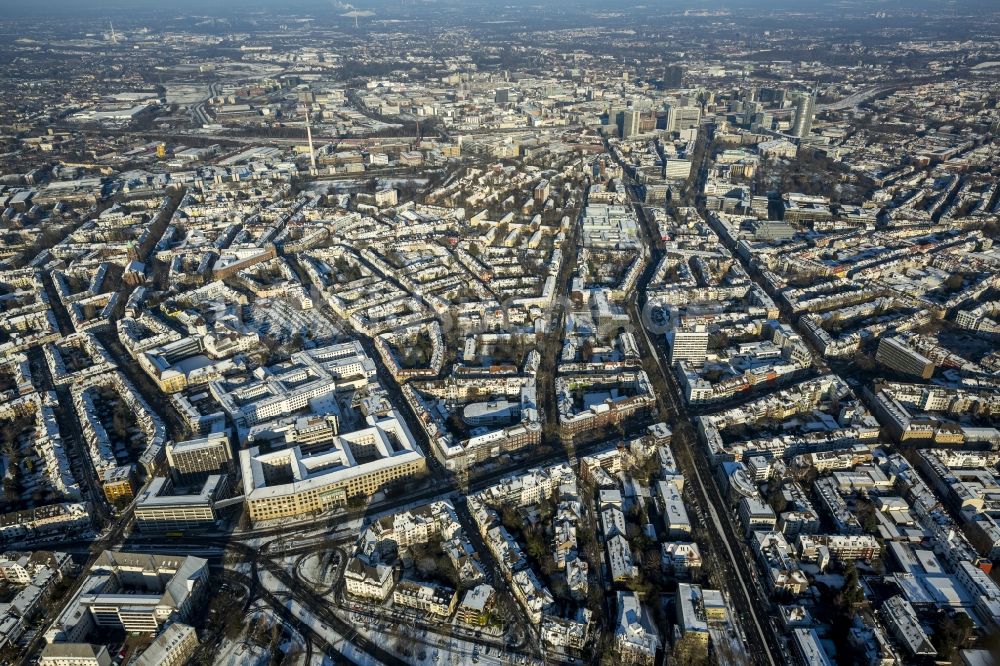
[0,1,999,665]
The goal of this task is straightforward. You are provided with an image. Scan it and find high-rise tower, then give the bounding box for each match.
[791,90,816,139]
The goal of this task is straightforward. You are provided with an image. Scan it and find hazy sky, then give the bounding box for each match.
[3,0,996,11]
[2,0,997,21]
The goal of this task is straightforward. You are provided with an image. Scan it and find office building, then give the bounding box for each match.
[664,158,692,180]
[463,400,520,427]
[133,475,226,533]
[752,219,796,241]
[240,412,425,523]
[791,90,816,139]
[662,65,684,89]
[622,109,641,139]
[46,552,208,643]
[668,325,709,365]
[210,341,375,436]
[675,583,710,644]
[666,104,701,132]
[165,432,233,484]
[738,496,777,535]
[876,337,935,380]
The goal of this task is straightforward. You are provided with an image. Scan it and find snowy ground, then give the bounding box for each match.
[213,604,308,666]
[255,543,537,666]
[214,638,270,666]
[246,296,341,345]
[258,565,386,666]
[813,573,846,587]
[226,560,254,576]
[164,84,209,105]
[260,567,511,666]
[298,551,339,588]
[288,598,386,666]
[243,514,364,537]
[259,569,292,596]
[708,622,751,666]
[375,178,430,189]
[349,613,516,666]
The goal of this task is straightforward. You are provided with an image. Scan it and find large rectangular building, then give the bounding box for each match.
[664,159,692,180]
[210,341,375,437]
[675,583,709,644]
[165,432,233,484]
[876,337,934,379]
[46,552,208,643]
[668,326,709,365]
[134,475,226,533]
[240,412,425,523]
[880,595,936,658]
[666,105,701,132]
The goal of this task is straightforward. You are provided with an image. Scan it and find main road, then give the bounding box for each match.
[607,128,783,666]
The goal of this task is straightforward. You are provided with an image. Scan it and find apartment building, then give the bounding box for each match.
[392,580,457,619]
[614,592,658,666]
[455,584,496,627]
[344,559,395,601]
[101,465,136,504]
